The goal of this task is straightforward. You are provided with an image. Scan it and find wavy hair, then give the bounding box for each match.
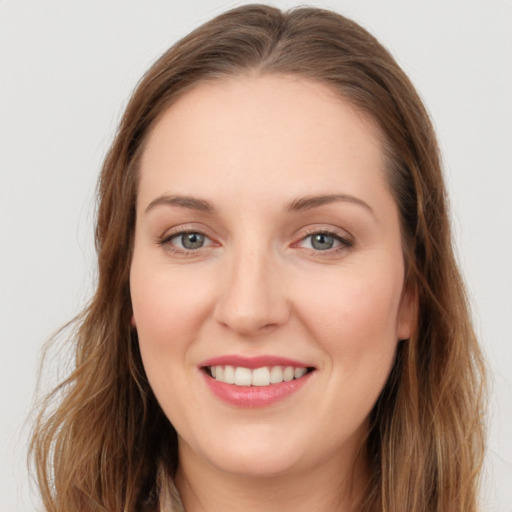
[30,4,486,511]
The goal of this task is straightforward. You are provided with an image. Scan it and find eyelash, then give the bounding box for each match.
[157,230,216,256]
[157,228,354,256]
[295,229,354,254]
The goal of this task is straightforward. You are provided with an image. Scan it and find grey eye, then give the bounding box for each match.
[161,230,214,253]
[180,232,205,250]
[310,233,335,250]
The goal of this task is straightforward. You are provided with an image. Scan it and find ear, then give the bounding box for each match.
[131,314,137,328]
[396,280,417,341]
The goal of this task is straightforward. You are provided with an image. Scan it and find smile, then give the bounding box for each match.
[200,356,316,407]
[206,365,311,386]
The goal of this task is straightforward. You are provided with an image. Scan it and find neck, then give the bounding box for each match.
[174,440,368,512]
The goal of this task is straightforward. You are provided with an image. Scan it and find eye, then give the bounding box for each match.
[298,232,352,252]
[166,231,212,251]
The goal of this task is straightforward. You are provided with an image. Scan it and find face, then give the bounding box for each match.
[130,75,414,479]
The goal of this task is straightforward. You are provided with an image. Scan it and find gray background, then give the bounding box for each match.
[1,1,511,510]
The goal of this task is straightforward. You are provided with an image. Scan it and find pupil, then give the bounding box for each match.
[182,233,204,249]
[311,233,334,250]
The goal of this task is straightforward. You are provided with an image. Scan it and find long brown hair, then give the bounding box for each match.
[30,5,486,511]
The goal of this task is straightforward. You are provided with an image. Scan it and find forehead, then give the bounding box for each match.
[138,75,389,211]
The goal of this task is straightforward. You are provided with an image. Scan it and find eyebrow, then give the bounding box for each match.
[144,192,374,217]
[286,194,375,216]
[145,194,215,214]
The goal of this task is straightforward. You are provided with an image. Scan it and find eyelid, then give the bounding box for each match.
[158,222,215,241]
[156,224,220,255]
[292,225,355,252]
[168,231,214,249]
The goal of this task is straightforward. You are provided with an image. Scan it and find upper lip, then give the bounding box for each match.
[199,355,314,369]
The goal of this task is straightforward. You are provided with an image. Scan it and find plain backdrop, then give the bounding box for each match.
[1,1,511,511]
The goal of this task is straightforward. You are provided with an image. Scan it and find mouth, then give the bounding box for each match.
[199,356,316,407]
[203,365,315,387]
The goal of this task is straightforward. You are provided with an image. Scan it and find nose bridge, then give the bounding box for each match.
[214,239,288,335]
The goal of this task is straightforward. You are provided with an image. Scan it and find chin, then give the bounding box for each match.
[210,447,304,478]
[181,425,312,478]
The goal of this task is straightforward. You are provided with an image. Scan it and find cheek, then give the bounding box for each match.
[129,262,217,425]
[295,261,403,383]
[130,263,214,363]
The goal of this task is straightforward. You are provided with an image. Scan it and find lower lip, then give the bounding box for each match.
[202,371,313,408]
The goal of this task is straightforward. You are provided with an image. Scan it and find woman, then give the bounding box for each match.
[30,5,486,512]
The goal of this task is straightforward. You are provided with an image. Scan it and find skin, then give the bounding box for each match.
[130,75,415,512]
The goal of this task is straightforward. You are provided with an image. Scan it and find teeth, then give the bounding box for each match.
[283,366,294,382]
[270,366,283,384]
[224,365,235,384]
[252,367,270,386]
[208,365,310,386]
[234,367,252,386]
[294,367,307,379]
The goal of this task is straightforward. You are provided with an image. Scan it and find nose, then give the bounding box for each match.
[213,247,290,336]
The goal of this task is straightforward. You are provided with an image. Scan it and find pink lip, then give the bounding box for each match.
[199,355,315,408]
[200,355,313,369]
[202,371,313,408]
